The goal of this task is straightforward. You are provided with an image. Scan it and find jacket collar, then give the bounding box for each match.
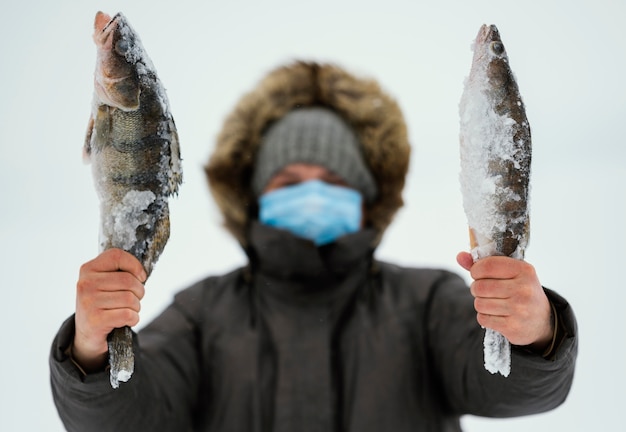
[246,222,376,302]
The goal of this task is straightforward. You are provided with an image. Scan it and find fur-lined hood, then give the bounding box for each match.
[205,61,411,247]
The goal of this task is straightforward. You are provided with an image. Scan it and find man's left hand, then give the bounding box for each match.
[456,252,553,351]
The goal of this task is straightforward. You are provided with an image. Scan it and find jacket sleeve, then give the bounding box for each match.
[425,272,578,418]
[49,282,206,432]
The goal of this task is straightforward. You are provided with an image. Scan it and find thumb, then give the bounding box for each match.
[456,251,474,272]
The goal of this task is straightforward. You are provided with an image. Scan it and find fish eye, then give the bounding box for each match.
[115,39,130,55]
[490,41,504,55]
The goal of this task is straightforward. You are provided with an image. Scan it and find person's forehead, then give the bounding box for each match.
[275,163,335,176]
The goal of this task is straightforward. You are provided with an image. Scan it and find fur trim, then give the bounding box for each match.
[205,61,411,247]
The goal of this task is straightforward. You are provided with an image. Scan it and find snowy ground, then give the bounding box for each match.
[1,1,624,430]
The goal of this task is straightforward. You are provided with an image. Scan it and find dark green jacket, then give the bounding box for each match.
[50,226,577,431]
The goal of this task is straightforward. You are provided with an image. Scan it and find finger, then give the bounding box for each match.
[470,255,524,281]
[78,270,146,301]
[82,308,141,333]
[82,248,147,283]
[470,279,512,300]
[89,290,142,313]
[456,251,474,271]
[93,271,146,300]
[477,313,533,346]
[101,308,141,329]
[474,296,511,317]
[476,312,507,332]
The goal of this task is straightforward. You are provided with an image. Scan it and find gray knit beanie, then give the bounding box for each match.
[251,107,378,202]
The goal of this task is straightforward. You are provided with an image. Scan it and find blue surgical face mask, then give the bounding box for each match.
[259,180,362,246]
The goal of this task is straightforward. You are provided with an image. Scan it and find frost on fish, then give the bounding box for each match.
[484,328,511,376]
[459,24,532,377]
[100,190,158,261]
[85,11,182,388]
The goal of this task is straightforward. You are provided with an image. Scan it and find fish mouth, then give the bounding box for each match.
[477,24,501,44]
[94,11,114,34]
[94,12,116,47]
[94,11,126,33]
[93,12,128,46]
[473,24,506,60]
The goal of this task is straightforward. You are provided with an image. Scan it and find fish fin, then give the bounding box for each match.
[469,227,478,249]
[166,117,183,195]
[142,205,171,277]
[83,114,95,163]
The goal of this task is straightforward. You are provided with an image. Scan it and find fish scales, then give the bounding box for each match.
[459,24,532,377]
[84,11,182,388]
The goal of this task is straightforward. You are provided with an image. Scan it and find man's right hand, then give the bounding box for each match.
[72,248,147,373]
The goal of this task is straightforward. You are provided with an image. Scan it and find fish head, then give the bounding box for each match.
[473,24,508,64]
[92,12,141,111]
[472,24,514,91]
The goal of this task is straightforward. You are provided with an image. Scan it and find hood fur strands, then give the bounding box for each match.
[205,61,411,247]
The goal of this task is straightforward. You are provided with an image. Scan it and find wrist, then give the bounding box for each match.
[527,299,558,355]
[70,336,108,374]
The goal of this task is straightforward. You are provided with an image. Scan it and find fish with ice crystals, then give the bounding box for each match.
[84,11,182,388]
[459,24,532,377]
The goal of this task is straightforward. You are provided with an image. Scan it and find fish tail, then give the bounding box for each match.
[108,326,134,389]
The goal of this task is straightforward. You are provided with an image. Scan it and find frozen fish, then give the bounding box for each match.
[459,24,532,377]
[84,11,182,388]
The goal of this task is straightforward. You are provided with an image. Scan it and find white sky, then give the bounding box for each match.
[1,0,624,430]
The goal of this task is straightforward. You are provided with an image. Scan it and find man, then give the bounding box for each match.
[50,61,577,431]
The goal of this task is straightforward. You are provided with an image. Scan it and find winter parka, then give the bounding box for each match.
[50,62,578,431]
